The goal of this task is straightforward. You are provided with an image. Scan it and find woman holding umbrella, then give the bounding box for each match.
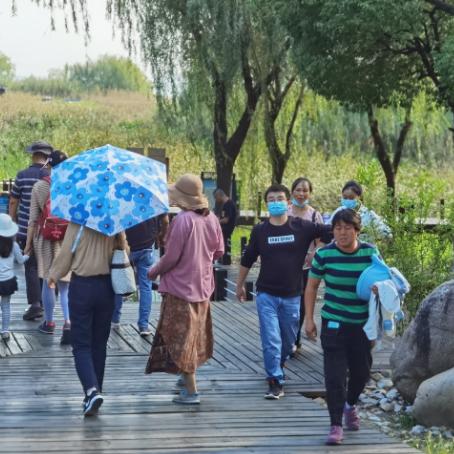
[146,174,224,404]
[48,222,127,416]
[47,144,169,416]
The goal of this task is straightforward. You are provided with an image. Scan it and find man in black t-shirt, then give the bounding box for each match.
[214,189,237,265]
[236,184,332,400]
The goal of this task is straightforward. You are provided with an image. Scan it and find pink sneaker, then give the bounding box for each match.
[344,404,360,431]
[326,425,343,445]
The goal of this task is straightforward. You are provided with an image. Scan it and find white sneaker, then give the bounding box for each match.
[111,322,120,330]
[1,331,10,342]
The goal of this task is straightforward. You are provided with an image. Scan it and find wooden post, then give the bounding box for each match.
[212,267,227,301]
[240,236,248,256]
[440,199,445,220]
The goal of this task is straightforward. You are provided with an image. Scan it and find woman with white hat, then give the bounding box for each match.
[146,173,224,404]
[0,214,29,341]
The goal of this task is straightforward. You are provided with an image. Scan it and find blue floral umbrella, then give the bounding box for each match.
[50,144,169,236]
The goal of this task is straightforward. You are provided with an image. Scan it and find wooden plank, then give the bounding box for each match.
[0,267,420,454]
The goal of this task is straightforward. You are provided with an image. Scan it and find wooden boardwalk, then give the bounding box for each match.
[0,266,420,453]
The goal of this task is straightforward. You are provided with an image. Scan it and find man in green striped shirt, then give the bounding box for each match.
[305,209,379,446]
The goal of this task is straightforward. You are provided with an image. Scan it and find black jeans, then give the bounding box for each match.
[17,238,41,305]
[295,269,309,346]
[321,319,372,426]
[69,274,114,394]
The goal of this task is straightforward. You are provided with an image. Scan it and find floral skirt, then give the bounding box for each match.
[145,293,213,374]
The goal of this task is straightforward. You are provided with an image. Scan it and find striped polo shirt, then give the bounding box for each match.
[309,242,379,324]
[10,164,49,239]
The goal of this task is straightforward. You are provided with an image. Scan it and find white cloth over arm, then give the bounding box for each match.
[363,279,400,341]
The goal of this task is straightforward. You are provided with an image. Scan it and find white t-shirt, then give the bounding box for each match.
[0,242,28,282]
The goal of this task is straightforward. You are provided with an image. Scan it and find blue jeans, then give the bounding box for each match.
[69,274,114,393]
[112,248,154,329]
[256,292,300,384]
[42,280,69,322]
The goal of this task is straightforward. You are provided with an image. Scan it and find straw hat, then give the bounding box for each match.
[0,214,19,238]
[168,174,208,210]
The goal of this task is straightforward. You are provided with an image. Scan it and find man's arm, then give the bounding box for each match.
[304,277,321,340]
[8,197,19,222]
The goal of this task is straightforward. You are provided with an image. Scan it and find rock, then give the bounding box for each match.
[429,426,441,435]
[386,388,399,400]
[380,401,394,412]
[394,404,402,413]
[410,425,426,435]
[377,378,394,389]
[413,368,454,429]
[371,372,384,381]
[371,390,385,399]
[368,415,382,422]
[361,397,378,408]
[390,280,454,402]
[444,430,453,439]
[405,405,413,415]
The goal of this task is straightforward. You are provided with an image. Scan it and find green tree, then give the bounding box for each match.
[252,5,305,184]
[0,52,15,86]
[282,0,425,195]
[106,0,279,194]
[65,56,149,93]
[26,0,282,193]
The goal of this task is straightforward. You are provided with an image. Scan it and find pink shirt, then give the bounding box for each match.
[150,211,224,302]
[288,204,324,269]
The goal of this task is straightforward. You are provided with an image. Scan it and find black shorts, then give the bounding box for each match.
[0,276,18,297]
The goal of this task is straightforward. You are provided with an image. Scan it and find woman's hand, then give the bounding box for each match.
[147,267,158,281]
[47,278,56,289]
[304,318,318,341]
[23,243,33,256]
[371,285,378,295]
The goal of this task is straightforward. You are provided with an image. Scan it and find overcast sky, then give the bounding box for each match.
[0,0,145,78]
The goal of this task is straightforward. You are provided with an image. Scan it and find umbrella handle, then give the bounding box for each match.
[71,225,85,254]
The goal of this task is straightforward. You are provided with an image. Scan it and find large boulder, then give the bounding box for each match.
[390,280,454,402]
[413,368,454,429]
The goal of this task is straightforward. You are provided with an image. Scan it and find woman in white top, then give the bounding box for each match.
[288,177,324,350]
[328,180,391,243]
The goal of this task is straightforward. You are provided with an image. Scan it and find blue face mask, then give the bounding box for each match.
[267,201,288,217]
[341,198,358,209]
[291,198,309,208]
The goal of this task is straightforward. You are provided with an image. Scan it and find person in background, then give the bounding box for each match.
[305,209,379,446]
[9,140,52,321]
[24,150,71,344]
[48,224,128,416]
[236,184,332,400]
[112,213,169,336]
[146,174,224,405]
[0,214,29,341]
[328,180,391,242]
[288,177,324,351]
[213,188,237,266]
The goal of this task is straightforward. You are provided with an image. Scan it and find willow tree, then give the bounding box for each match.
[282,0,425,196]
[251,4,304,184]
[106,1,279,194]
